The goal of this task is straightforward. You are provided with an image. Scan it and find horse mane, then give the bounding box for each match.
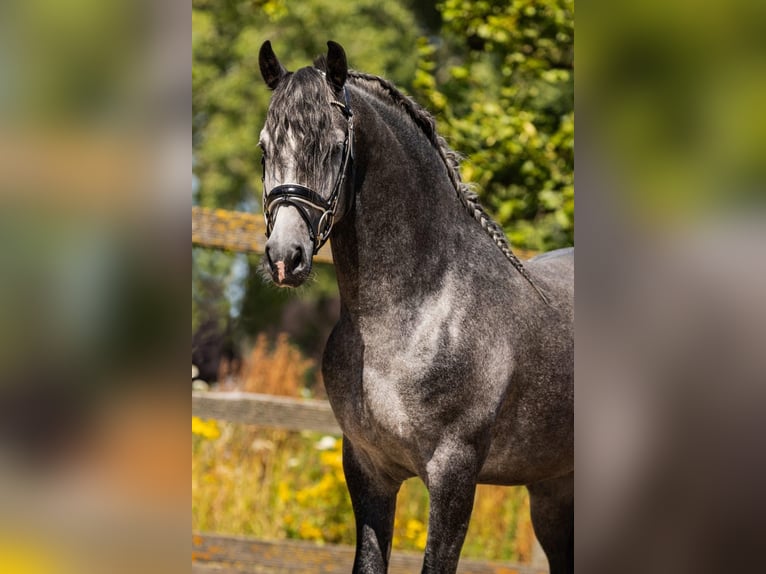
[314,57,549,303]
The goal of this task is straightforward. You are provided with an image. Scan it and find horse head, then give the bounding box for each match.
[258,40,354,287]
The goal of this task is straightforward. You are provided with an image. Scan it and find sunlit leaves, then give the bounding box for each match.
[418,0,574,250]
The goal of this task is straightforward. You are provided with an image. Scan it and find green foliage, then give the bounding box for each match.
[414,0,574,250]
[192,247,234,336]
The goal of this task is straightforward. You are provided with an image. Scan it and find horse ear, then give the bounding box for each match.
[259,40,287,90]
[326,41,348,91]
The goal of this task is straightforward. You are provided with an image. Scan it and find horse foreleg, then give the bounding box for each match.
[421,441,480,574]
[343,437,400,574]
[527,472,574,574]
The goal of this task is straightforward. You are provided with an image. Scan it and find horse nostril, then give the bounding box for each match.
[290,245,304,271]
[265,245,276,272]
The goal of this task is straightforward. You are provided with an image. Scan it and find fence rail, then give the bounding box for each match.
[191,206,537,263]
[192,532,547,574]
[192,391,340,434]
[192,206,334,264]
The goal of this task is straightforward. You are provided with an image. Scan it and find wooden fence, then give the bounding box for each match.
[192,207,548,573]
[192,531,547,574]
[192,391,339,434]
[191,205,535,263]
[192,392,548,574]
[192,206,334,264]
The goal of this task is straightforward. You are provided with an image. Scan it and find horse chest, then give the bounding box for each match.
[360,364,417,436]
[323,281,487,469]
[328,358,420,443]
[325,333,472,476]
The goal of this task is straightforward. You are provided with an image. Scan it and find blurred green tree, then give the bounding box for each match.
[414,0,574,250]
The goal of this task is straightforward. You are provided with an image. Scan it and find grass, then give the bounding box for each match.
[192,333,535,562]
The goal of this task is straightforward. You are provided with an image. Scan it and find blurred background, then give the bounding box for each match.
[191,0,573,566]
[577,0,766,572]
[1,0,764,571]
[0,0,188,573]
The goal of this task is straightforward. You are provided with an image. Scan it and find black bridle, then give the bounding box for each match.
[262,85,355,255]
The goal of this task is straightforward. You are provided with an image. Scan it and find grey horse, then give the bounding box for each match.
[257,40,573,574]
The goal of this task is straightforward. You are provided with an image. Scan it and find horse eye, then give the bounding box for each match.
[260,149,266,179]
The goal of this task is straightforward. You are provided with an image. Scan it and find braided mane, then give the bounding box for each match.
[316,58,549,303]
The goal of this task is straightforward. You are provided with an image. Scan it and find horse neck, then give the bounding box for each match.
[329,90,468,318]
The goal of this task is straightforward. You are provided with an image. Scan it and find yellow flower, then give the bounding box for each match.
[415,529,428,550]
[405,519,421,536]
[298,521,322,540]
[192,416,220,439]
[277,481,291,504]
[405,519,428,550]
[319,447,342,469]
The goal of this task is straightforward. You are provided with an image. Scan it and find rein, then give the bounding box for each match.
[262,85,355,254]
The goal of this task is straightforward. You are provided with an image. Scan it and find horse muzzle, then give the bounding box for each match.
[264,240,311,287]
[264,208,313,287]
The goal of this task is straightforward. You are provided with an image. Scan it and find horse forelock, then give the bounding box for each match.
[263,67,341,190]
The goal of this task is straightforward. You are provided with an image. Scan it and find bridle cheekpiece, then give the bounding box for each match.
[262,85,355,255]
